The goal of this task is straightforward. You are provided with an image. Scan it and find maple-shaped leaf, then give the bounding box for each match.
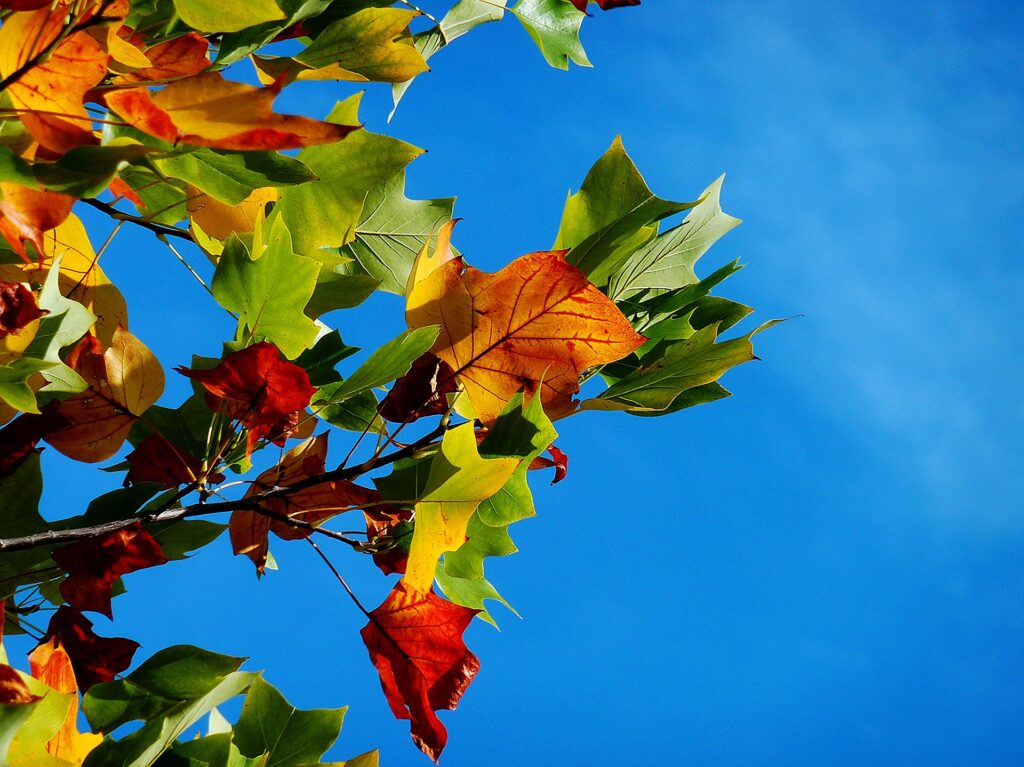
[0,4,111,153]
[42,606,138,691]
[177,341,315,456]
[52,523,167,618]
[361,582,479,762]
[111,31,209,85]
[187,185,278,240]
[28,637,103,763]
[406,225,645,424]
[230,433,380,573]
[0,183,76,265]
[0,282,45,337]
[104,72,358,151]
[512,0,590,70]
[46,328,164,462]
[379,353,459,423]
[125,433,204,488]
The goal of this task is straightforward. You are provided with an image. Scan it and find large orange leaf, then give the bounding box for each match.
[28,637,103,764]
[406,225,645,423]
[111,31,209,85]
[46,328,164,462]
[0,183,75,264]
[361,582,479,762]
[0,4,110,153]
[230,433,380,573]
[104,72,358,151]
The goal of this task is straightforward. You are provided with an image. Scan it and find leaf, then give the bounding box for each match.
[293,329,358,387]
[511,0,590,70]
[278,93,423,255]
[338,172,456,295]
[360,582,479,762]
[112,32,209,85]
[254,8,428,84]
[42,606,139,692]
[0,5,109,152]
[230,434,380,573]
[177,341,315,456]
[211,219,321,358]
[403,422,520,594]
[434,564,518,628]
[31,145,156,199]
[0,665,38,705]
[232,676,346,766]
[304,257,379,318]
[52,523,168,619]
[570,0,640,9]
[406,232,644,424]
[157,148,316,205]
[0,183,75,264]
[555,136,699,286]
[0,281,44,337]
[27,638,103,764]
[104,72,358,151]
[312,386,385,435]
[46,328,165,462]
[187,186,278,243]
[607,174,741,300]
[0,405,67,480]
[379,353,459,423]
[172,0,286,33]
[124,433,205,488]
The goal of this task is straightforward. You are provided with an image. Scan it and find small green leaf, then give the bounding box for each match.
[312,386,385,434]
[294,330,359,387]
[512,0,590,70]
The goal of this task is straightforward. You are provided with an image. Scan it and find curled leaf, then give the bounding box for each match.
[42,606,138,691]
[0,282,45,338]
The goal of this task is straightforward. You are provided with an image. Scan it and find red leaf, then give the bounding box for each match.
[0,403,68,479]
[570,0,640,10]
[52,523,167,618]
[0,281,45,336]
[177,342,315,456]
[529,443,568,484]
[0,184,75,264]
[42,606,138,691]
[361,582,480,762]
[125,433,205,488]
[364,506,412,575]
[379,353,459,424]
[107,177,142,206]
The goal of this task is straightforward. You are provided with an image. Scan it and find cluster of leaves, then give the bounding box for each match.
[0,0,773,763]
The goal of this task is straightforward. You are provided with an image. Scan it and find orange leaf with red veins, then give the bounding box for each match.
[42,606,138,690]
[177,341,315,457]
[46,329,164,462]
[0,183,75,264]
[0,5,110,153]
[406,236,645,424]
[230,433,380,573]
[28,637,103,763]
[112,31,209,85]
[52,523,167,619]
[0,281,45,337]
[104,72,358,151]
[361,582,480,762]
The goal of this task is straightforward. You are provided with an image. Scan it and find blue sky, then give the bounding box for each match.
[11,1,1024,764]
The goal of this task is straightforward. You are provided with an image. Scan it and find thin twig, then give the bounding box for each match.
[80,197,194,242]
[306,537,372,618]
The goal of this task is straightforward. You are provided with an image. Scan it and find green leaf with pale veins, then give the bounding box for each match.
[608,174,742,300]
[232,677,346,767]
[156,149,317,205]
[338,171,456,295]
[556,136,699,286]
[278,93,423,257]
[435,563,520,627]
[312,385,385,434]
[171,0,285,33]
[512,0,590,70]
[211,217,321,359]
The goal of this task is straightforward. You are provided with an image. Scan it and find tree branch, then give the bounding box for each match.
[80,198,194,242]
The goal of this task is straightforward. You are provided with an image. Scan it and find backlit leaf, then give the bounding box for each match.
[512,0,590,70]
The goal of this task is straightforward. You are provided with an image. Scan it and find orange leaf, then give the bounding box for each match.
[0,5,110,153]
[361,582,479,762]
[28,637,103,763]
[46,328,164,462]
[42,606,138,690]
[230,433,380,573]
[104,72,358,151]
[0,183,75,264]
[406,232,645,424]
[111,31,209,85]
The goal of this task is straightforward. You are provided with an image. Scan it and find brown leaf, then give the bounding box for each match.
[42,606,138,690]
[177,341,315,457]
[361,582,480,762]
[104,72,358,151]
[406,234,645,424]
[52,523,167,618]
[379,353,458,423]
[0,664,39,705]
[364,505,411,575]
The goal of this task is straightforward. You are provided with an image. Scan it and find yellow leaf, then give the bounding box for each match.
[186,185,278,241]
[27,639,102,766]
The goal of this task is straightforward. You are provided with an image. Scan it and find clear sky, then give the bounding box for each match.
[12,1,1024,765]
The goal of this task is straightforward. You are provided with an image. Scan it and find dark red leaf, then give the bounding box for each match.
[570,0,640,10]
[0,281,45,337]
[52,523,167,618]
[364,506,412,575]
[0,402,67,479]
[42,606,138,691]
[379,353,459,423]
[0,663,39,705]
[125,433,205,488]
[176,342,315,456]
[528,443,569,485]
[361,582,480,762]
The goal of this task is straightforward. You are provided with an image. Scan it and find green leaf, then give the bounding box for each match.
[149,520,226,561]
[171,0,285,33]
[0,358,54,413]
[338,171,456,295]
[556,137,699,286]
[278,93,423,257]
[116,166,187,225]
[211,218,321,359]
[233,677,346,767]
[157,149,317,206]
[215,0,335,66]
[0,455,52,590]
[33,144,155,198]
[305,254,380,317]
[0,146,38,186]
[312,386,384,434]
[607,174,742,300]
[321,325,439,404]
[441,0,508,41]
[6,673,72,767]
[294,330,359,387]
[434,563,519,627]
[511,0,590,70]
